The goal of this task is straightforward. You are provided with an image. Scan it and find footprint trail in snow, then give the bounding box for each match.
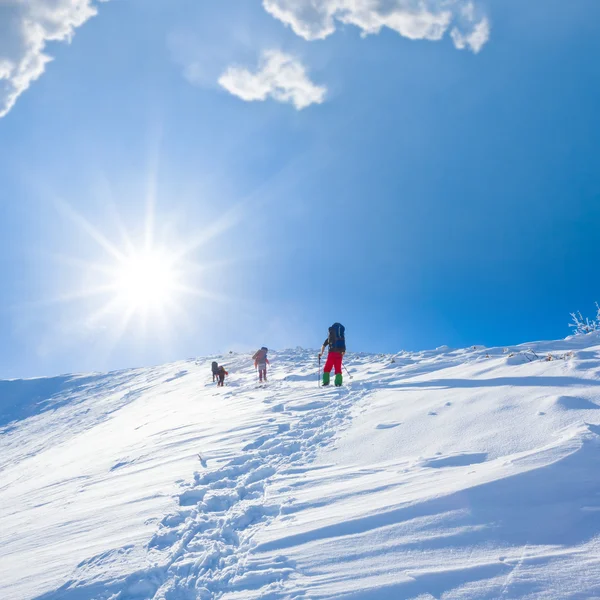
[122,375,365,598]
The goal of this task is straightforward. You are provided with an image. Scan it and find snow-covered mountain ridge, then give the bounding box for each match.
[2,335,600,599]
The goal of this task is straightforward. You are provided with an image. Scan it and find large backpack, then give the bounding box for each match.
[328,323,346,352]
[211,361,219,374]
[254,347,268,360]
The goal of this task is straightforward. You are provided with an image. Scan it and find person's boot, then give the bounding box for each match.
[322,371,330,386]
[335,373,343,387]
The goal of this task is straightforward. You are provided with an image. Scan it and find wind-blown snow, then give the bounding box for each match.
[2,335,600,599]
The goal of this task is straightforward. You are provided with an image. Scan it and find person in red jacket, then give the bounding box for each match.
[319,323,346,386]
[252,347,270,383]
[216,365,228,387]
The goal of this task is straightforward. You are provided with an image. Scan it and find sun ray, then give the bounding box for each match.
[174,201,247,261]
[95,174,137,256]
[46,159,251,365]
[86,296,128,329]
[19,284,118,309]
[92,303,138,363]
[48,252,116,276]
[173,284,233,305]
[54,198,126,262]
[144,129,163,253]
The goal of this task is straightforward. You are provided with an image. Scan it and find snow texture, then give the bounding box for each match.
[3,335,600,598]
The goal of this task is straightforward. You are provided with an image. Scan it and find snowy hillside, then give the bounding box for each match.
[3,335,600,599]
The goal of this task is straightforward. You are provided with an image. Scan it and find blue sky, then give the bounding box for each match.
[1,0,600,378]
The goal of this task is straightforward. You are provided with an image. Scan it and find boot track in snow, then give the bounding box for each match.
[82,381,365,599]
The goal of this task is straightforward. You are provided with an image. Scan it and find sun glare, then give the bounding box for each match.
[51,178,239,349]
[113,250,180,313]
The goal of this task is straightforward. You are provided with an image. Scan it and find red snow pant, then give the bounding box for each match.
[323,351,343,375]
[258,364,267,381]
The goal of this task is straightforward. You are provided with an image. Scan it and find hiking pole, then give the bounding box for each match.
[318,354,321,387]
[343,363,353,380]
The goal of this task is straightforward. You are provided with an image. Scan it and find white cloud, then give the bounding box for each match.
[0,0,106,118]
[451,16,490,54]
[262,0,490,52]
[218,50,326,110]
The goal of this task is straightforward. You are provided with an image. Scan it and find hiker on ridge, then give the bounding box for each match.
[216,365,228,387]
[319,323,346,386]
[252,347,270,383]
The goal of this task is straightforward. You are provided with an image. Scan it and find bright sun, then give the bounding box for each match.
[53,191,235,340]
[112,249,180,313]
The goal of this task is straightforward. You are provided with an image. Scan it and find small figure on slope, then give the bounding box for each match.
[319,323,346,386]
[216,365,228,387]
[252,346,270,383]
[211,361,219,383]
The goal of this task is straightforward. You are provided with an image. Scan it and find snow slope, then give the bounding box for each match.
[2,335,600,599]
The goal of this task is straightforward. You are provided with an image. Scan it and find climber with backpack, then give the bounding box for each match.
[211,361,219,383]
[252,347,270,383]
[216,365,228,387]
[319,323,346,386]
